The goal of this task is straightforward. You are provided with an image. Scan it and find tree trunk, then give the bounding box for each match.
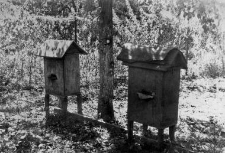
[186,21,190,76]
[98,0,114,122]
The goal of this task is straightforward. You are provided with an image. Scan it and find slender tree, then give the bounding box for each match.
[98,0,114,122]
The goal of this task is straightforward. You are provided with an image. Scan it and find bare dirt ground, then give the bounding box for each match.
[1,78,225,152]
[70,77,225,152]
[176,78,225,152]
[179,78,225,125]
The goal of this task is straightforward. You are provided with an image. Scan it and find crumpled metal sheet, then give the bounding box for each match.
[117,43,187,69]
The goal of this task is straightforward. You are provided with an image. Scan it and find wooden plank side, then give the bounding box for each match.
[44,58,64,95]
[128,67,163,127]
[64,53,80,95]
[161,68,181,127]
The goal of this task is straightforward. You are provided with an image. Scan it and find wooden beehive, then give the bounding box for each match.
[36,40,87,96]
[117,43,187,129]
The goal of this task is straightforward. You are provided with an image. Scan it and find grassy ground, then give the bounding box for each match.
[0,78,225,152]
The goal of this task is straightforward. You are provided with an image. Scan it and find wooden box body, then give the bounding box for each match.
[117,44,187,129]
[44,53,80,96]
[128,66,180,128]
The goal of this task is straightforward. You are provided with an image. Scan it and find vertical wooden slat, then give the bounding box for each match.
[128,120,134,143]
[128,67,163,127]
[143,124,148,136]
[77,93,83,115]
[169,125,176,142]
[158,128,164,147]
[44,58,64,95]
[64,54,80,95]
[44,94,50,119]
[61,96,68,117]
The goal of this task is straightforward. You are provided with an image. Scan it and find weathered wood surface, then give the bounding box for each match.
[127,120,134,142]
[44,94,50,119]
[64,53,80,95]
[58,96,68,118]
[128,67,164,128]
[169,125,176,142]
[126,54,183,146]
[76,93,83,114]
[161,69,180,126]
[127,67,181,128]
[44,52,82,96]
[44,58,65,96]
[158,128,164,148]
[37,39,87,97]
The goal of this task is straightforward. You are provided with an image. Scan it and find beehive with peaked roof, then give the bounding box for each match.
[35,39,87,96]
[117,43,187,129]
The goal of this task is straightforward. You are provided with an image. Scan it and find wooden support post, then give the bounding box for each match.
[169,125,176,142]
[77,93,83,115]
[44,94,50,119]
[61,96,68,117]
[158,128,164,147]
[128,120,134,143]
[143,124,148,136]
[58,96,68,117]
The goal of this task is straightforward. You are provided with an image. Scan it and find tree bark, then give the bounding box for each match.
[186,25,190,76]
[98,0,114,122]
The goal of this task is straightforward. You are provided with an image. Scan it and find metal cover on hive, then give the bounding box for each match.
[35,39,87,58]
[117,43,187,70]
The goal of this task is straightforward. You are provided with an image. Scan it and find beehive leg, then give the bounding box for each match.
[77,93,83,115]
[143,124,148,136]
[44,94,50,119]
[169,125,176,142]
[128,120,134,143]
[61,96,68,117]
[158,128,164,147]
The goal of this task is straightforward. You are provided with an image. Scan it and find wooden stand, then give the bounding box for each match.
[77,93,83,115]
[128,120,134,143]
[143,124,148,136]
[44,93,83,119]
[44,94,50,119]
[128,121,176,147]
[169,125,176,142]
[158,128,164,148]
[59,96,68,117]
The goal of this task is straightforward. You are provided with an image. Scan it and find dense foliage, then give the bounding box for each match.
[1,0,225,92]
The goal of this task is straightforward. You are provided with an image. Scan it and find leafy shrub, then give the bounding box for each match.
[204,63,222,78]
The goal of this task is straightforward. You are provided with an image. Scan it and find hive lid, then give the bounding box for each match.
[35,39,87,58]
[117,43,187,69]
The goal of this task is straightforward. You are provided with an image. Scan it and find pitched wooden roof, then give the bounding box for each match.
[117,43,187,69]
[35,40,87,58]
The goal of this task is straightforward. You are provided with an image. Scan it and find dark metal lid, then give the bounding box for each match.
[117,43,187,70]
